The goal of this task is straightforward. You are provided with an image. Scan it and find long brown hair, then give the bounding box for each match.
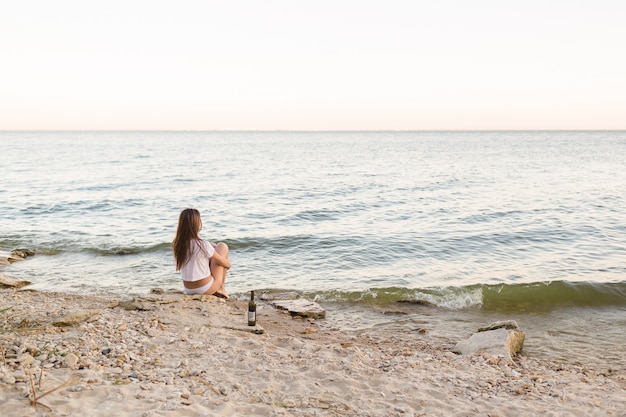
[172,208,203,271]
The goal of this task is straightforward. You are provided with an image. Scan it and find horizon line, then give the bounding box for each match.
[2,128,625,133]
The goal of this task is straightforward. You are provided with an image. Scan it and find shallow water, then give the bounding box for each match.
[324,302,626,372]
[2,131,625,298]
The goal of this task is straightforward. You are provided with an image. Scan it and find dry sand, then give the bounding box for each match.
[1,287,624,417]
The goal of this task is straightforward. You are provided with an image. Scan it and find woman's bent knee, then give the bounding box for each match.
[216,242,229,256]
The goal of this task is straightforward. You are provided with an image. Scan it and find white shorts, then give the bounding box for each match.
[183,278,214,295]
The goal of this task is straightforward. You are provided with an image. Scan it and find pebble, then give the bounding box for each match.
[64,353,79,367]
[2,374,16,384]
[281,399,297,408]
[12,371,27,382]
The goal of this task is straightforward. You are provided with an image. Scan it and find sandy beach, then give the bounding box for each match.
[1,286,624,417]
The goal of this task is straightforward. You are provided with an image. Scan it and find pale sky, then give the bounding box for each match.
[1,0,625,130]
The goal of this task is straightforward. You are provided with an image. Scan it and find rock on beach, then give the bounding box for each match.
[262,293,327,319]
[453,320,525,362]
[0,248,35,285]
[0,273,31,288]
[0,249,35,266]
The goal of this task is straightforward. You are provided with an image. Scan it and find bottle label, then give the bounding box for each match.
[248,311,256,323]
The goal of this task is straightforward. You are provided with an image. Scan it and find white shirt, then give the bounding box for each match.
[180,240,215,282]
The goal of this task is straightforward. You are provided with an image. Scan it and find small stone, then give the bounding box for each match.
[18,353,35,367]
[147,328,160,337]
[2,374,16,384]
[107,367,123,375]
[11,248,35,258]
[53,310,101,327]
[12,371,27,382]
[64,353,79,367]
[282,399,297,408]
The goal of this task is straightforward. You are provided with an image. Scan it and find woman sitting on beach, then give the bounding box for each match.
[172,208,231,299]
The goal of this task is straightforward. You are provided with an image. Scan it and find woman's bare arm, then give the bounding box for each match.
[211,251,231,269]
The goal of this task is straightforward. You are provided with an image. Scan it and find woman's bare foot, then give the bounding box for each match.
[213,291,229,300]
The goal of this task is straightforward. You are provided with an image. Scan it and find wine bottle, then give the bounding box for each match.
[248,291,256,326]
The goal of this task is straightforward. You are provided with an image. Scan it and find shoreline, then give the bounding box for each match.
[1,287,624,416]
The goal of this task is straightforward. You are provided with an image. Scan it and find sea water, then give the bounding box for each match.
[1,131,625,368]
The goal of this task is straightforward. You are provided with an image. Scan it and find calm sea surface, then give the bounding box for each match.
[1,131,625,367]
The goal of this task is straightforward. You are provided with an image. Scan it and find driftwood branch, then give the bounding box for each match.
[27,369,80,411]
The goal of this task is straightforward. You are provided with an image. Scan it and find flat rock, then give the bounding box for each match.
[11,249,35,259]
[0,249,35,264]
[0,273,31,288]
[270,299,326,319]
[453,327,525,362]
[53,310,102,326]
[0,253,24,264]
[119,300,154,311]
[478,320,519,332]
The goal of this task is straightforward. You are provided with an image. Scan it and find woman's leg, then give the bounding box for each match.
[209,242,229,298]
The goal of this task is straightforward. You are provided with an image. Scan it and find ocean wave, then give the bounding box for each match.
[82,242,172,256]
[0,242,173,257]
[227,235,332,251]
[479,280,626,311]
[299,281,626,311]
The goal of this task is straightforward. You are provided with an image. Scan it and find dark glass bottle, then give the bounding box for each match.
[248,291,256,326]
